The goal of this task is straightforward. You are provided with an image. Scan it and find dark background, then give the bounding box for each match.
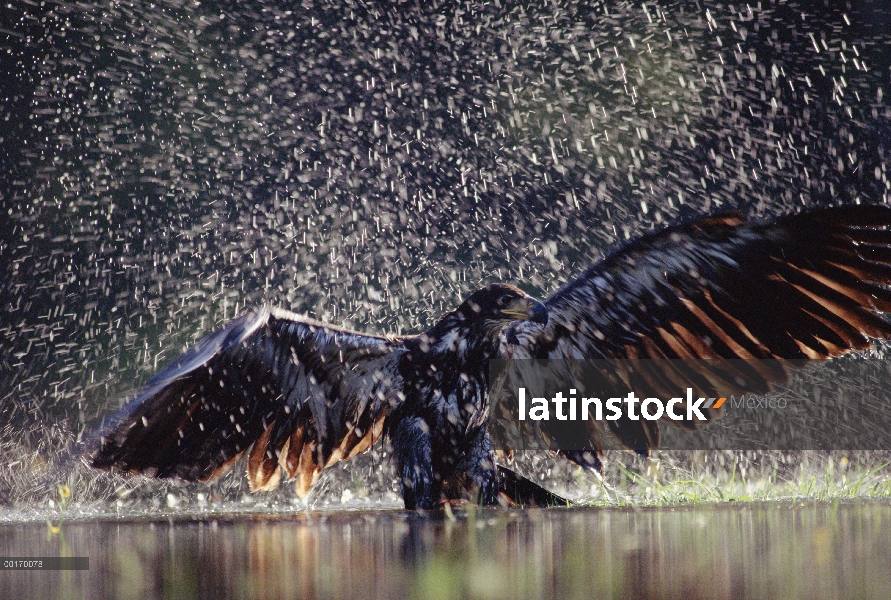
[2,0,890,506]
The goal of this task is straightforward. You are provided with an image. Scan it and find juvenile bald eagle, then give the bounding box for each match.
[90,205,891,509]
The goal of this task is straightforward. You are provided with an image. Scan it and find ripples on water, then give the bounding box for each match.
[3,503,891,599]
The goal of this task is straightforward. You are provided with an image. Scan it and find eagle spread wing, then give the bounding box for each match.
[90,307,404,496]
[90,204,891,506]
[510,204,891,457]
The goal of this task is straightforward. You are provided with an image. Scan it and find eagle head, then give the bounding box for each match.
[418,284,548,357]
[456,283,548,327]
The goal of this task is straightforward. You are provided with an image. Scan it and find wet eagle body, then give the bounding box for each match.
[90,205,891,509]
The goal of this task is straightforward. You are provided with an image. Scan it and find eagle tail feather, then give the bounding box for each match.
[496,465,571,507]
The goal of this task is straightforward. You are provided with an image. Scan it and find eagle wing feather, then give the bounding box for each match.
[89,307,405,496]
[510,205,891,460]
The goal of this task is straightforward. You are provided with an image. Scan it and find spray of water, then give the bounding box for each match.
[2,1,890,519]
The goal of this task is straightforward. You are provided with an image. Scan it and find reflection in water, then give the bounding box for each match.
[2,502,890,599]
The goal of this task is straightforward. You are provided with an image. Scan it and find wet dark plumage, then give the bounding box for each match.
[89,205,891,509]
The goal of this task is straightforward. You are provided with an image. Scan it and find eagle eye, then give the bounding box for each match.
[498,293,515,306]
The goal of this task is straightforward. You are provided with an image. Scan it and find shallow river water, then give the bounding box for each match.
[2,501,890,599]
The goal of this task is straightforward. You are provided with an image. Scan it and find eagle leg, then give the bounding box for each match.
[391,416,439,510]
[455,428,500,506]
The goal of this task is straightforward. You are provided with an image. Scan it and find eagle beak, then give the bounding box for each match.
[502,298,549,325]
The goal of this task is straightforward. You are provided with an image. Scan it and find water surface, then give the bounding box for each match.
[2,501,889,599]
